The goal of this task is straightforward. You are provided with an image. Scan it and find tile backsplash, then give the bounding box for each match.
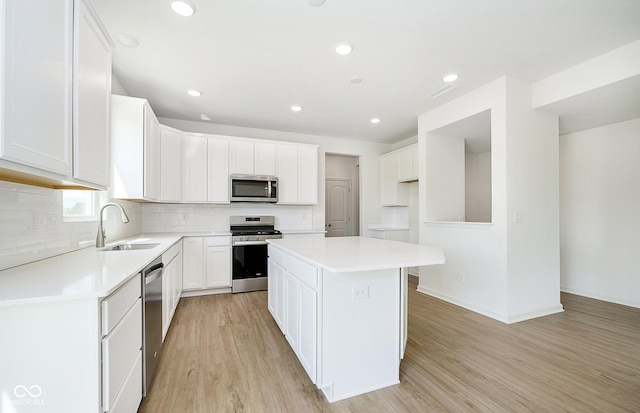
[142,203,314,233]
[0,181,141,270]
[0,179,317,270]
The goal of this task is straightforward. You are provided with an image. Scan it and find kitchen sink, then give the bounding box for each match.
[100,243,160,251]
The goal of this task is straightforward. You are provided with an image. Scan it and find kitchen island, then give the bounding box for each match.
[267,236,445,402]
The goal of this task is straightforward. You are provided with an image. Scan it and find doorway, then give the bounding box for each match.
[325,154,360,237]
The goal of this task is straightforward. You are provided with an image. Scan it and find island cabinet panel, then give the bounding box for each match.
[268,253,286,330]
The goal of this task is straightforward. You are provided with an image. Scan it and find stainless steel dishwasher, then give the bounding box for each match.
[142,256,164,397]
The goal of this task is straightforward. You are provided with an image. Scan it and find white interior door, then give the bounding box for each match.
[325,179,351,237]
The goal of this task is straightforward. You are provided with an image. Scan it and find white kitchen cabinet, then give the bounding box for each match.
[396,144,418,182]
[297,145,319,204]
[73,0,112,187]
[182,237,204,290]
[229,138,277,176]
[205,245,231,289]
[268,258,286,330]
[111,95,161,201]
[380,152,409,206]
[162,241,182,340]
[182,132,208,202]
[229,140,254,174]
[160,126,183,202]
[0,0,111,190]
[182,236,232,294]
[0,0,73,176]
[207,136,230,203]
[276,143,319,205]
[268,245,318,383]
[254,141,277,175]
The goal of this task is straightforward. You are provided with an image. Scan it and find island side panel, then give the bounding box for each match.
[319,267,401,402]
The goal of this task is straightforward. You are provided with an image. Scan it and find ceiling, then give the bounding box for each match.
[91,0,640,144]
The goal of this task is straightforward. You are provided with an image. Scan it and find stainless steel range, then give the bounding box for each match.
[230,216,282,293]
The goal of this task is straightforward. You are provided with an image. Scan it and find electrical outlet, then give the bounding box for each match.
[352,286,369,299]
[514,210,523,223]
[458,272,465,283]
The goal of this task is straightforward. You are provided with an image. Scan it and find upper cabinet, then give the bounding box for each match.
[395,145,418,182]
[73,0,112,187]
[277,143,319,205]
[380,144,417,206]
[159,125,183,202]
[110,95,160,201]
[207,136,230,203]
[229,139,276,176]
[0,0,111,189]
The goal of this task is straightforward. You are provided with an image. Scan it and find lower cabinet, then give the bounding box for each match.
[182,236,232,294]
[268,245,318,382]
[162,241,182,341]
[101,274,143,413]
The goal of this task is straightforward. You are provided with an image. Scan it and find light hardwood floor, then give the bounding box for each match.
[140,278,640,412]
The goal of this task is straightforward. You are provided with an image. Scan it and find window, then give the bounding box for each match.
[62,190,104,222]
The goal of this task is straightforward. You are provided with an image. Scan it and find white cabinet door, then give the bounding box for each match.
[143,105,160,201]
[205,246,231,289]
[380,153,408,206]
[276,144,298,204]
[72,0,111,187]
[396,146,416,182]
[182,237,204,290]
[183,133,208,202]
[1,0,73,175]
[160,126,183,202]
[297,145,318,204]
[284,273,299,350]
[268,259,286,331]
[254,141,276,176]
[162,255,175,340]
[207,136,230,203]
[298,281,317,382]
[229,140,254,174]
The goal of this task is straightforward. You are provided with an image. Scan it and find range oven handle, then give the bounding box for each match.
[232,240,269,246]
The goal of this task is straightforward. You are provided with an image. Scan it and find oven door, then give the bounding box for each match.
[232,242,269,293]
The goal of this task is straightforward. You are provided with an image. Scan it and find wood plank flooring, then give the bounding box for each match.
[139,279,640,412]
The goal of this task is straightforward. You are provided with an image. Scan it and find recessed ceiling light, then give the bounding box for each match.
[335,43,353,56]
[291,105,303,112]
[349,77,363,84]
[308,0,326,6]
[171,1,196,17]
[370,118,381,124]
[113,33,139,48]
[443,73,459,83]
[200,114,211,121]
[187,90,202,97]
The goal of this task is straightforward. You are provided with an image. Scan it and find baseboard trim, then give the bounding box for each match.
[561,287,640,309]
[416,285,565,324]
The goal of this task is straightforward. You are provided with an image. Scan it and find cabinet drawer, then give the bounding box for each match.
[268,245,285,267]
[102,299,142,411]
[102,275,141,336]
[286,254,317,290]
[205,236,231,247]
[162,240,181,263]
[107,350,142,413]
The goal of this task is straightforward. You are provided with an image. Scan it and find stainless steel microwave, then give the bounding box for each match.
[230,174,278,203]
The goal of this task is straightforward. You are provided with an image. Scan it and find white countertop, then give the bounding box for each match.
[0,233,185,307]
[268,236,444,273]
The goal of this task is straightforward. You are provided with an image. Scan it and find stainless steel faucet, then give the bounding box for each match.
[96,203,130,247]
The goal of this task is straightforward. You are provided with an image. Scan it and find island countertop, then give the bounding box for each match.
[267,236,444,273]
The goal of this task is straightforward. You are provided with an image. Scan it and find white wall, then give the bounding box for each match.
[159,118,391,235]
[465,152,491,222]
[425,134,465,222]
[418,77,562,323]
[0,182,141,270]
[560,117,640,308]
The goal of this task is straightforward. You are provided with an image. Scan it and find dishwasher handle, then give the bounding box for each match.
[144,263,164,284]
